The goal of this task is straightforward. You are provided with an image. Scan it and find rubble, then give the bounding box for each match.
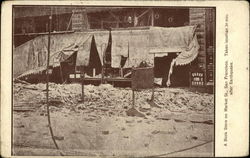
[13,83,214,119]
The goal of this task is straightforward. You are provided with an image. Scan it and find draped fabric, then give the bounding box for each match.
[14,26,199,81]
[14,32,92,78]
[149,26,196,53]
[148,26,199,86]
[111,26,197,69]
[75,33,92,66]
[14,35,48,78]
[111,29,152,68]
[174,35,199,66]
[93,31,110,65]
[111,30,130,68]
[166,35,199,86]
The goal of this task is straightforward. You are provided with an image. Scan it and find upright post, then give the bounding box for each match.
[151,9,154,26]
[151,86,154,101]
[132,90,135,108]
[46,16,51,108]
[121,68,123,77]
[46,14,62,155]
[152,54,155,101]
[101,48,105,84]
[81,67,85,103]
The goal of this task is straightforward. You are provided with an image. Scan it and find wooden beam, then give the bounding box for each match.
[101,20,104,29]
[14,30,74,36]
[15,26,151,37]
[151,9,154,26]
[137,9,150,19]
[66,13,73,31]
[108,11,120,21]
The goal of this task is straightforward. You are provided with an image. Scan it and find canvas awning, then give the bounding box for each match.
[111,29,152,68]
[14,26,199,81]
[14,32,93,78]
[148,26,199,86]
[110,25,198,69]
[93,31,110,65]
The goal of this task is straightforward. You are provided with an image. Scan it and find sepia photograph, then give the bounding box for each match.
[12,5,215,157]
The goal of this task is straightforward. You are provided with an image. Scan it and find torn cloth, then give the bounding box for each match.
[93,31,110,65]
[166,35,200,86]
[111,29,153,68]
[14,32,92,78]
[149,26,196,53]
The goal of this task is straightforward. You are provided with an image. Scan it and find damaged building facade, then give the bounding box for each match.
[13,6,215,88]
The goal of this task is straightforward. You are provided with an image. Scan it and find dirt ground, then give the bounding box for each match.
[13,83,214,157]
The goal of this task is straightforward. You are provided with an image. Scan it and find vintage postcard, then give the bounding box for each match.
[1,0,249,157]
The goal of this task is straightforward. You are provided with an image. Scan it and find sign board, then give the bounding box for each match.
[190,72,205,86]
[72,9,88,31]
[131,67,154,90]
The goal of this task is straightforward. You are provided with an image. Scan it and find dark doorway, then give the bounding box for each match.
[60,51,78,83]
[154,53,190,87]
[87,36,102,77]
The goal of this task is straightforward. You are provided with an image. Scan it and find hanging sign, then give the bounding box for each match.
[131,67,154,90]
[72,8,88,31]
[190,71,205,86]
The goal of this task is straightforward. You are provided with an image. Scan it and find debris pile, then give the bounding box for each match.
[13,83,214,117]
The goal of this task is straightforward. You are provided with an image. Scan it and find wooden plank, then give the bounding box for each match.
[196,24,205,29]
[189,15,205,21]
[190,19,205,24]
[189,8,206,14]
[198,57,206,63]
[198,43,205,47]
[14,30,74,36]
[198,51,206,56]
[196,32,205,39]
[196,28,206,33]
[189,12,205,18]
[199,47,205,51]
[197,38,205,44]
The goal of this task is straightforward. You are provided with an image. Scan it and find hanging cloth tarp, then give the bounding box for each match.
[124,29,152,68]
[14,35,48,78]
[104,30,112,67]
[148,26,199,86]
[111,30,130,68]
[111,29,152,68]
[93,31,110,65]
[149,26,196,54]
[14,32,93,78]
[88,36,102,75]
[75,33,92,66]
[167,35,199,86]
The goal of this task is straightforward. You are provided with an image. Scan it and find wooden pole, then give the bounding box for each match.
[46,17,51,114]
[66,13,73,31]
[132,90,135,108]
[81,67,85,103]
[14,30,74,36]
[59,64,64,83]
[93,68,96,77]
[121,68,123,77]
[46,14,62,155]
[151,9,154,26]
[151,85,154,101]
[101,67,104,84]
[101,46,105,84]
[101,20,103,29]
